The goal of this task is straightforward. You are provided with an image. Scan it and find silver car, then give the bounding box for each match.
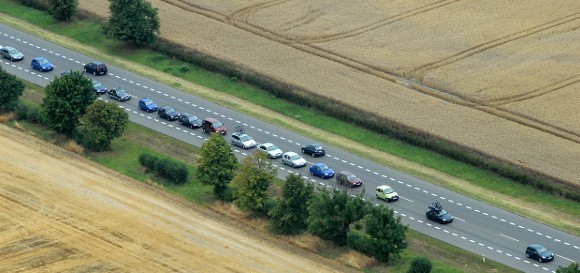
[258,143,283,159]
[231,132,257,149]
[282,152,307,168]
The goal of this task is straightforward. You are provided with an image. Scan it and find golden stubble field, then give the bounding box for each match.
[79,0,580,185]
[0,125,349,273]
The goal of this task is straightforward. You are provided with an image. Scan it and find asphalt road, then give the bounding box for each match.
[1,24,578,273]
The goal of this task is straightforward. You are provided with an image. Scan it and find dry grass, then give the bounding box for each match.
[280,233,329,253]
[336,250,376,270]
[63,140,84,155]
[0,113,14,123]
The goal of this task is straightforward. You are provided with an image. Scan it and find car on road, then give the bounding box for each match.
[231,131,257,149]
[336,171,363,187]
[158,106,180,121]
[281,152,306,168]
[257,143,283,159]
[138,98,158,112]
[202,117,227,135]
[525,244,554,263]
[301,143,325,157]
[309,163,335,179]
[375,185,399,202]
[0,46,23,61]
[92,80,107,95]
[31,57,54,72]
[426,200,453,224]
[83,61,108,75]
[178,112,202,128]
[60,69,76,76]
[108,88,131,101]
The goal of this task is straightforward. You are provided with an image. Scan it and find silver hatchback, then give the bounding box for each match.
[281,152,306,168]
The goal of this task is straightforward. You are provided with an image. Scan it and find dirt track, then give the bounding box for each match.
[0,125,347,273]
[79,0,580,185]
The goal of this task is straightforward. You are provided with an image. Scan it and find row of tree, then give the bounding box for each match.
[195,133,408,262]
[0,67,128,151]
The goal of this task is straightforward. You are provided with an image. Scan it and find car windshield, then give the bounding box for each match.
[384,187,395,194]
[347,174,357,180]
[312,144,322,150]
[536,246,549,253]
[39,59,49,65]
[166,108,176,114]
[144,100,154,106]
[319,165,330,171]
[188,116,199,122]
[240,135,252,141]
[290,155,301,160]
[93,82,103,88]
[212,122,223,128]
[437,210,449,216]
[8,48,19,54]
[117,90,128,96]
[267,145,278,151]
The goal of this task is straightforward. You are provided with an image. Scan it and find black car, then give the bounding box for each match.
[84,61,108,75]
[108,88,131,101]
[526,244,554,263]
[178,112,202,128]
[158,106,180,121]
[425,200,453,224]
[301,143,325,157]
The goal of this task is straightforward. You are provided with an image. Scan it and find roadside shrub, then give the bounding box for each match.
[408,256,432,273]
[179,65,190,73]
[17,0,50,10]
[139,153,158,171]
[138,153,188,184]
[14,102,45,124]
[346,230,374,257]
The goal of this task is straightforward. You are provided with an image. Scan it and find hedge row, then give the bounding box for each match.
[139,153,189,185]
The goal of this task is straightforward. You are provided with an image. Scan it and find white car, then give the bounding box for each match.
[231,132,257,149]
[281,152,307,168]
[258,143,283,159]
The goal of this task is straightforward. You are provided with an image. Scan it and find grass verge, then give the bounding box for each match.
[0,0,577,235]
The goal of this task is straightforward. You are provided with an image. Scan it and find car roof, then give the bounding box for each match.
[377,185,392,190]
[284,151,298,156]
[204,117,218,122]
[338,171,353,176]
[313,163,326,167]
[89,61,104,65]
[140,98,152,102]
[33,57,46,61]
[2,46,14,50]
[529,244,546,249]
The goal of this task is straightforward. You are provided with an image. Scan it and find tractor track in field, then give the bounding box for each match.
[158,0,580,145]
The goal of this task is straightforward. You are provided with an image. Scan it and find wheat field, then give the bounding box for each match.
[80,0,580,186]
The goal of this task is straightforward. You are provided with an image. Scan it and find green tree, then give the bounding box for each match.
[231,151,277,214]
[307,189,369,245]
[78,100,128,151]
[42,71,95,136]
[364,204,408,262]
[269,173,314,234]
[408,257,432,273]
[0,66,24,113]
[196,133,238,200]
[49,0,78,21]
[557,263,580,273]
[108,0,160,45]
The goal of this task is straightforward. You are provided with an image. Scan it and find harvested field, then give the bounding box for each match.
[0,125,350,273]
[79,0,580,185]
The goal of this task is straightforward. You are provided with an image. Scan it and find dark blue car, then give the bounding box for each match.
[31,57,54,72]
[309,163,335,179]
[138,98,158,112]
[92,80,107,95]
